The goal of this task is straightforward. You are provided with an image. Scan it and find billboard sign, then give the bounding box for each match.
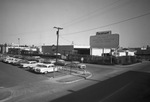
[90,34,119,48]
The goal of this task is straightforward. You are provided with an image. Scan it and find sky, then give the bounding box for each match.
[0,0,150,48]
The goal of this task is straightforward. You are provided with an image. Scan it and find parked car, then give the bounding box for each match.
[66,61,86,69]
[22,56,39,62]
[43,59,56,64]
[3,57,16,64]
[11,58,22,65]
[0,57,3,62]
[76,63,86,69]
[55,59,68,66]
[1,57,8,62]
[13,59,26,66]
[20,61,38,68]
[0,55,7,62]
[13,55,23,59]
[34,63,58,74]
[14,59,27,66]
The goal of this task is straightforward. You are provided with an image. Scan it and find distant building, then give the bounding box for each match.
[74,45,90,55]
[42,45,74,55]
[113,48,136,57]
[0,43,40,55]
[135,46,150,60]
[41,45,90,55]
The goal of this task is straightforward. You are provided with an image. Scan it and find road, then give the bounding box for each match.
[0,61,150,102]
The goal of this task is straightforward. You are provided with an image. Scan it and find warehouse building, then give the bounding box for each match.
[42,45,90,55]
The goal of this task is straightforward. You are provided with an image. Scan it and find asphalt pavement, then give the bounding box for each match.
[1,61,150,102]
[50,71,150,102]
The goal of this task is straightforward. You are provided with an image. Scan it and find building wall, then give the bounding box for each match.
[42,45,74,55]
[116,50,136,57]
[127,51,135,56]
[119,52,126,56]
[74,48,90,55]
[91,48,111,56]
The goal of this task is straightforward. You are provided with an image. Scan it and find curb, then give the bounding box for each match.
[114,62,142,68]
[0,89,12,102]
[56,72,92,84]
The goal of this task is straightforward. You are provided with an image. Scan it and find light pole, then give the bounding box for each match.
[18,38,20,47]
[53,26,63,78]
[18,38,20,55]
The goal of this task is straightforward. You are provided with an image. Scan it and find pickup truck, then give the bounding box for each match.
[34,63,58,74]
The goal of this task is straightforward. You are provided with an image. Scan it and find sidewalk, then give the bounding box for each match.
[50,62,143,84]
[114,62,142,68]
[51,62,144,84]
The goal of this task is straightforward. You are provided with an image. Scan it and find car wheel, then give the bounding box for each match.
[44,71,48,74]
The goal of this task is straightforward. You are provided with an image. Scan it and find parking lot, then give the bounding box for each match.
[1,54,88,76]
[0,54,92,88]
[1,54,150,102]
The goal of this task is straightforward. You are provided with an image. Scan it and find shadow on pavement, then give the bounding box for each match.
[85,78,100,82]
[50,71,150,102]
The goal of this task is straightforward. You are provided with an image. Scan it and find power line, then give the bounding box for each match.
[59,35,72,44]
[61,11,150,36]
[60,0,122,27]
[2,0,134,37]
[59,35,89,46]
[60,0,134,28]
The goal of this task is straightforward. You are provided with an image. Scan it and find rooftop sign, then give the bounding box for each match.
[96,31,111,35]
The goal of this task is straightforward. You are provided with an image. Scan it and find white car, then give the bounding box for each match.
[12,58,22,64]
[4,57,16,64]
[34,63,58,74]
[20,61,38,68]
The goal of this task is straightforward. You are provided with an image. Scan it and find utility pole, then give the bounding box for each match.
[53,26,63,78]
